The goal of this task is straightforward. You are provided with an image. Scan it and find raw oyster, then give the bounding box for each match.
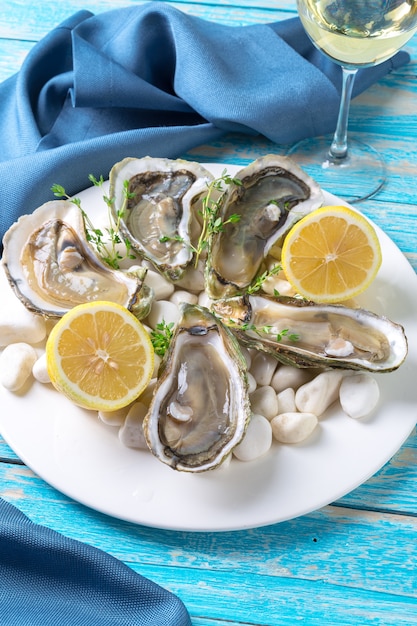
[212,294,407,372]
[109,157,214,281]
[2,200,151,319]
[143,303,251,472]
[205,155,323,299]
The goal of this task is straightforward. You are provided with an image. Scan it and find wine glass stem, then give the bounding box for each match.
[329,67,358,160]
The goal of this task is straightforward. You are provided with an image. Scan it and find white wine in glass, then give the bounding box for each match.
[288,0,417,202]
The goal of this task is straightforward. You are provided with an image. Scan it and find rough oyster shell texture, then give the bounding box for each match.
[109,156,214,281]
[1,155,409,475]
[143,303,251,472]
[212,294,408,373]
[2,200,150,319]
[205,154,324,300]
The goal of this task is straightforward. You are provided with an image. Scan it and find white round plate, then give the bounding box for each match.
[0,163,416,532]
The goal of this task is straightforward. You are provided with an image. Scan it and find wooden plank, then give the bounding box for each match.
[2,459,417,624]
[0,0,293,42]
[0,435,20,460]
[1,462,417,595]
[137,564,417,626]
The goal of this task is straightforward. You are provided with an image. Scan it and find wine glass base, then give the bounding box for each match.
[287,136,386,203]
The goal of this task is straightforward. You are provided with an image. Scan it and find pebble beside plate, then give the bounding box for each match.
[0,163,416,532]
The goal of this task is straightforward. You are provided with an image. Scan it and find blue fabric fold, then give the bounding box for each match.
[0,5,411,619]
[0,498,191,625]
[0,3,409,244]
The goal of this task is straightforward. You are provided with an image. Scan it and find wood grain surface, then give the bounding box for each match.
[1,1,416,624]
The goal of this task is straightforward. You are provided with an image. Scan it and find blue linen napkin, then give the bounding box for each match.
[0,497,191,625]
[0,4,411,620]
[0,2,409,245]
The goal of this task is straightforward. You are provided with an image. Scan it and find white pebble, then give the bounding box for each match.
[32,353,51,384]
[233,414,272,462]
[250,351,278,386]
[138,378,157,409]
[262,276,296,297]
[98,405,130,426]
[250,386,279,420]
[144,270,175,300]
[295,370,344,417]
[197,291,213,309]
[247,372,257,394]
[146,300,181,329]
[124,264,144,276]
[0,268,47,347]
[276,387,296,414]
[339,373,380,419]
[175,262,205,293]
[271,412,318,444]
[169,290,198,307]
[119,402,149,449]
[271,365,315,393]
[0,342,37,391]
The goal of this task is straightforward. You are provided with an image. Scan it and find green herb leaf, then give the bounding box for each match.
[150,320,175,357]
[193,171,242,267]
[247,263,282,295]
[50,179,137,270]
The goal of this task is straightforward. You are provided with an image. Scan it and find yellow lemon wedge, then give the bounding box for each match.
[46,301,154,411]
[281,205,382,303]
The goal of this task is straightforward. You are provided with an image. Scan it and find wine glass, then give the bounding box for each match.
[287,0,417,202]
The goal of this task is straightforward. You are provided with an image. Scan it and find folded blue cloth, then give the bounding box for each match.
[0,5,410,620]
[0,3,409,244]
[0,498,191,625]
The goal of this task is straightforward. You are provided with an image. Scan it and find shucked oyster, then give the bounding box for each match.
[109,157,214,281]
[2,200,152,319]
[205,155,323,300]
[143,303,251,472]
[212,294,408,372]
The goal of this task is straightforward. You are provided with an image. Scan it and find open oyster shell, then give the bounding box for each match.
[212,294,408,372]
[143,303,251,472]
[2,200,151,319]
[109,156,214,281]
[205,155,323,300]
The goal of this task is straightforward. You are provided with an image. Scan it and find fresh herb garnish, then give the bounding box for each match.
[194,170,241,267]
[229,319,299,344]
[150,320,175,357]
[51,177,136,270]
[158,170,242,268]
[246,263,283,295]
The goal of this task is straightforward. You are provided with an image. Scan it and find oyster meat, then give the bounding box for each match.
[109,157,214,281]
[212,294,408,372]
[143,303,251,472]
[2,200,151,319]
[205,155,323,299]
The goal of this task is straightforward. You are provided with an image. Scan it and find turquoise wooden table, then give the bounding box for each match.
[1,1,417,624]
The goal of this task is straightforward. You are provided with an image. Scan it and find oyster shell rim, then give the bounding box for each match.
[1,200,148,319]
[142,303,251,473]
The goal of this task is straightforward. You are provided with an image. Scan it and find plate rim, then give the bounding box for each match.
[0,161,416,532]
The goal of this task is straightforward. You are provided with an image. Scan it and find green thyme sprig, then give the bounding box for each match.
[159,170,242,268]
[51,177,136,270]
[246,263,283,295]
[229,319,299,344]
[150,320,175,357]
[193,170,242,267]
[245,324,299,343]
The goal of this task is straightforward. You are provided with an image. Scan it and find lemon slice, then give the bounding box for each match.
[281,205,382,303]
[46,301,154,411]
